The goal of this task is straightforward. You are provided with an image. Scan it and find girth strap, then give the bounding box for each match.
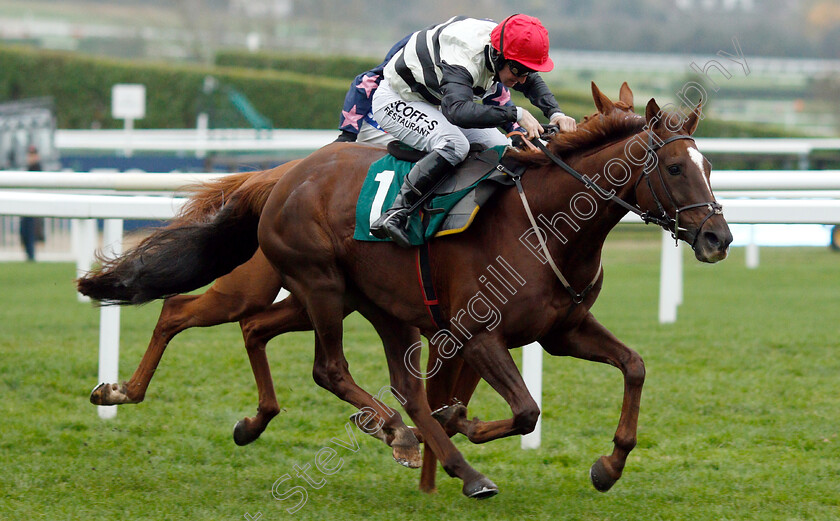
[415,241,447,329]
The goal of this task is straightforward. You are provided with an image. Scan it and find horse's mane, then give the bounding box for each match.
[508,110,646,166]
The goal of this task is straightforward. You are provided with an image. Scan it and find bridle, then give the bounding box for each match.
[526,127,723,249]
[636,133,723,249]
[499,125,724,304]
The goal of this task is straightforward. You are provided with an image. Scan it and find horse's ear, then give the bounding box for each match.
[619,82,634,111]
[591,82,615,115]
[683,100,703,135]
[645,98,662,127]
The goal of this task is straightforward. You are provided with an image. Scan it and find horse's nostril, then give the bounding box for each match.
[704,231,721,249]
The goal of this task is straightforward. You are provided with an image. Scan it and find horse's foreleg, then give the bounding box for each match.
[370,319,496,499]
[90,291,239,405]
[419,356,481,493]
[419,355,465,494]
[233,295,313,445]
[541,312,645,492]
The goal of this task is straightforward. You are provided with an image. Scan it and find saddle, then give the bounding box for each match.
[387,141,510,195]
[353,143,518,245]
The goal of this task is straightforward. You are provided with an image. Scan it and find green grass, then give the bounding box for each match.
[1,238,839,520]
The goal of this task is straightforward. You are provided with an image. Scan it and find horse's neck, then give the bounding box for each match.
[524,132,646,258]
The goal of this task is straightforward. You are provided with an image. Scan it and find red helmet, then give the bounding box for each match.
[490,14,554,72]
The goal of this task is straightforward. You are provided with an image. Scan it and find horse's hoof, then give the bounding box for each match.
[391,426,422,468]
[392,443,422,469]
[90,383,108,405]
[349,411,389,443]
[590,456,619,492]
[90,382,132,405]
[431,403,467,435]
[233,420,258,446]
[462,475,498,499]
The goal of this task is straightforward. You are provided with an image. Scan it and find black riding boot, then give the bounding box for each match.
[370,151,452,248]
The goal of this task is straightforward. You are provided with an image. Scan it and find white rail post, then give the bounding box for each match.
[658,230,682,324]
[196,112,209,160]
[72,219,97,303]
[745,225,760,269]
[675,232,683,307]
[97,219,123,419]
[521,342,543,449]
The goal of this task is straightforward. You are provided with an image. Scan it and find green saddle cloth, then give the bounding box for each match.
[353,146,508,245]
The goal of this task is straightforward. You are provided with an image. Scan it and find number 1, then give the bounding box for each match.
[369,169,395,230]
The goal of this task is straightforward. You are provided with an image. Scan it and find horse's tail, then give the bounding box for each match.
[76,172,281,306]
[174,170,258,225]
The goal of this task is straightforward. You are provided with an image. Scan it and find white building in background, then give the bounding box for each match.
[229,0,293,18]
[0,98,59,171]
[675,0,755,11]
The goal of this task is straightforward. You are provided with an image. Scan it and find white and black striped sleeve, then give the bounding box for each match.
[439,63,518,129]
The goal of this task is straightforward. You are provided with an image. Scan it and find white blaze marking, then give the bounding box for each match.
[688,147,713,194]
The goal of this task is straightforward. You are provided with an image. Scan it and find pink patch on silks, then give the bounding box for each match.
[357,74,380,98]
[491,88,511,105]
[341,105,364,130]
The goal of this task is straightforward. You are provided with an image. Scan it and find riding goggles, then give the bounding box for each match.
[507,60,535,78]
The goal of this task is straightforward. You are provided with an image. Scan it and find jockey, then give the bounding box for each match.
[368,14,576,248]
[336,38,525,146]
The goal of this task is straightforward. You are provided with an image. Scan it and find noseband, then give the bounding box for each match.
[636,133,723,249]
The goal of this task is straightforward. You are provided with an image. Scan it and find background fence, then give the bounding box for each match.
[3,153,840,437]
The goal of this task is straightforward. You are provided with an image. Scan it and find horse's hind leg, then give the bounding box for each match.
[233,294,314,445]
[233,294,409,449]
[541,312,645,492]
[90,292,237,405]
[283,273,420,468]
[356,307,429,469]
[90,250,281,406]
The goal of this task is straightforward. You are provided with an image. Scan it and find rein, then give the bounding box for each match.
[530,129,722,248]
[529,135,671,229]
[495,126,723,303]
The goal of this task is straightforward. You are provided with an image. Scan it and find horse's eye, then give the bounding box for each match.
[667,165,681,176]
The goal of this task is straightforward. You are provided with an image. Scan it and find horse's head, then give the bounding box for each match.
[636,98,732,263]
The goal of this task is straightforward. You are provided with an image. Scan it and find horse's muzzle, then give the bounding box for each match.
[691,221,733,263]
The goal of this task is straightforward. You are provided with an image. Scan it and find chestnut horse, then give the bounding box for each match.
[87,84,639,478]
[89,82,635,451]
[79,92,731,497]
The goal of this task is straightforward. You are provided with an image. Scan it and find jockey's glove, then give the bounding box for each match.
[334,130,358,143]
[549,112,577,132]
[516,107,543,140]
